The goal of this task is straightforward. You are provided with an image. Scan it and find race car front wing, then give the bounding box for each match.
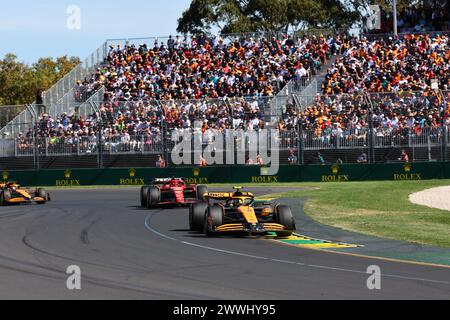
[215,223,288,234]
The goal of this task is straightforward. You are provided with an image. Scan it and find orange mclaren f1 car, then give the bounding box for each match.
[189,187,296,237]
[0,182,50,206]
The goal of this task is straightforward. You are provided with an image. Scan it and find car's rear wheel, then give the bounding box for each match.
[204,205,223,237]
[196,185,208,201]
[275,205,295,237]
[36,188,48,204]
[146,186,160,209]
[0,190,11,206]
[189,203,208,232]
[140,186,149,207]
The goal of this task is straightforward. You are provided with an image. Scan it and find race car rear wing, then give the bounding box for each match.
[152,178,185,184]
[0,182,20,188]
[205,192,254,200]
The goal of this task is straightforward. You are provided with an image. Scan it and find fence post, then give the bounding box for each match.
[298,117,304,165]
[99,133,103,168]
[368,115,374,164]
[34,113,40,170]
[24,104,38,169]
[33,135,37,169]
[97,119,103,168]
[427,134,432,162]
[443,126,448,162]
[438,89,447,162]
[292,95,304,165]
[365,93,375,164]
[158,100,170,168]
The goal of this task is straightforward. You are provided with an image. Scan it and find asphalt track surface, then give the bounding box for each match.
[0,187,449,300]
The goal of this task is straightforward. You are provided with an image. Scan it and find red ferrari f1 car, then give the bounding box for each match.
[140,178,208,208]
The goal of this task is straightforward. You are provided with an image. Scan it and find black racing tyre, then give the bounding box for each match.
[189,202,208,232]
[36,188,48,204]
[140,186,149,207]
[275,205,295,237]
[146,186,160,208]
[204,205,223,237]
[0,190,11,206]
[196,185,208,201]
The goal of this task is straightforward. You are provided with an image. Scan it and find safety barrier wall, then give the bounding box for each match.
[2,162,450,187]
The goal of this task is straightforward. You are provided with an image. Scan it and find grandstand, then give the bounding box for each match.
[0,31,449,169]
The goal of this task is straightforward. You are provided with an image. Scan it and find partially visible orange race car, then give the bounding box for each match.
[0,182,50,206]
[189,187,296,237]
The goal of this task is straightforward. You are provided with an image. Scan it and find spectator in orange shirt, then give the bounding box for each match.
[156,154,166,168]
[200,155,207,167]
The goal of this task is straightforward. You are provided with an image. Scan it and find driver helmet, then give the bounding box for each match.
[229,198,242,208]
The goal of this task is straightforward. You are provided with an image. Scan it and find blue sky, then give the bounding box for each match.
[0,0,192,64]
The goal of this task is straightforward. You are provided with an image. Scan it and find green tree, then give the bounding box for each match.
[0,54,80,106]
[0,54,29,106]
[374,0,421,13]
[177,0,365,34]
[177,0,223,34]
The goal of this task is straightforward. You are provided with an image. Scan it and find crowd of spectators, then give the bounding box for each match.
[16,96,270,155]
[367,2,449,35]
[14,32,450,161]
[16,33,336,154]
[279,89,450,149]
[322,34,449,95]
[396,3,449,34]
[162,97,267,132]
[74,80,98,103]
[275,32,450,149]
[94,33,331,101]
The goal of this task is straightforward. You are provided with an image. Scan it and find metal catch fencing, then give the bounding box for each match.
[104,28,343,49]
[2,87,449,166]
[15,134,165,158]
[0,27,341,144]
[0,105,28,134]
[0,42,109,142]
[43,43,108,107]
[3,119,450,170]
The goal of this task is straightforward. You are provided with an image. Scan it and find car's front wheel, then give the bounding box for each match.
[140,186,149,207]
[36,188,48,204]
[204,205,223,237]
[146,186,160,209]
[0,190,11,206]
[275,205,295,237]
[189,203,208,232]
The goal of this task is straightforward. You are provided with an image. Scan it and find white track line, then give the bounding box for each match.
[144,214,450,286]
[144,215,178,242]
[181,241,269,260]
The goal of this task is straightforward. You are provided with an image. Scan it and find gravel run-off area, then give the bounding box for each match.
[409,186,450,211]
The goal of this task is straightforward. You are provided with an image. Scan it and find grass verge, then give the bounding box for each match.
[278,180,450,248]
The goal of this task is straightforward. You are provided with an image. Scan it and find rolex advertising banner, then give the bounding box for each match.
[1,162,450,187]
